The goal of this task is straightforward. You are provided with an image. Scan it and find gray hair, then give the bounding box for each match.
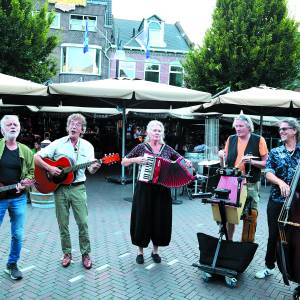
[66,113,87,134]
[0,115,20,136]
[144,120,165,144]
[233,114,254,132]
[278,117,300,142]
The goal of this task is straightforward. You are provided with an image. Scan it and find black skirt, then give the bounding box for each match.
[130,181,172,247]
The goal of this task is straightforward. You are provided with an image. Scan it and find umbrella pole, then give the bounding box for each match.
[106,106,132,185]
[259,115,263,136]
[121,106,126,180]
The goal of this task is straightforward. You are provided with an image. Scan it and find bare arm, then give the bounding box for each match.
[121,156,148,167]
[266,171,290,197]
[248,153,268,169]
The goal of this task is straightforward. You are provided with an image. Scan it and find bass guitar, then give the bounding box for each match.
[34,153,120,194]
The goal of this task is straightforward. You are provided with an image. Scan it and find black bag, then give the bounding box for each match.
[197,232,258,273]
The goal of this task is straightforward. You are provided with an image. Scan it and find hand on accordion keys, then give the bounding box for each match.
[134,156,149,165]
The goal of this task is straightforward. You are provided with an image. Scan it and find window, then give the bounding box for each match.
[50,13,60,29]
[145,63,160,82]
[69,15,97,31]
[149,21,162,47]
[32,11,60,30]
[169,65,184,87]
[61,44,102,75]
[119,61,136,79]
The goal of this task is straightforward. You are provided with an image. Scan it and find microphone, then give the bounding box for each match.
[74,146,78,152]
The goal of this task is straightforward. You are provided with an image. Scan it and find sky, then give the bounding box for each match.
[112,0,300,46]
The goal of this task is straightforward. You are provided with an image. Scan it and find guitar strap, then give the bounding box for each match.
[74,139,81,181]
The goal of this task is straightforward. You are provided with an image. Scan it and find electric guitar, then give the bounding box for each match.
[0,179,35,196]
[34,153,120,194]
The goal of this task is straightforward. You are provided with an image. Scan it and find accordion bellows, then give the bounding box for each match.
[138,154,196,188]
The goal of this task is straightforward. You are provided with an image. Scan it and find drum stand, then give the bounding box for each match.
[192,177,244,288]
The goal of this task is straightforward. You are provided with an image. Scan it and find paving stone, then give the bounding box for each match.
[0,174,297,299]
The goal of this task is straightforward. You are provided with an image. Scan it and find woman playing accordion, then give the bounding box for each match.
[121,120,192,265]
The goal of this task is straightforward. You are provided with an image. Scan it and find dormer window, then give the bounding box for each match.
[148,21,161,47]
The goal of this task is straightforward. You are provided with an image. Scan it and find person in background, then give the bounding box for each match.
[255,118,300,287]
[31,140,41,154]
[218,114,268,242]
[0,115,34,280]
[34,114,101,270]
[121,120,192,264]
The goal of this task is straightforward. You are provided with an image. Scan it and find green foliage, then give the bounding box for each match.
[0,0,59,83]
[183,0,300,94]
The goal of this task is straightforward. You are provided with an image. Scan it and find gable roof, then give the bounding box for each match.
[113,16,192,53]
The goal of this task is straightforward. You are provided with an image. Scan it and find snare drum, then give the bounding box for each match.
[211,176,247,225]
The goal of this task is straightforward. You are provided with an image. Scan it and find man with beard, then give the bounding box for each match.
[0,115,34,280]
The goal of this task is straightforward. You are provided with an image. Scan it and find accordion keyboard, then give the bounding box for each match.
[138,154,156,182]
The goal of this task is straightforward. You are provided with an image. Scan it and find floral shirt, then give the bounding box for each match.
[265,144,300,203]
[126,143,182,161]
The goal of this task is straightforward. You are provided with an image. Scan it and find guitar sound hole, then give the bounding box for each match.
[52,173,68,184]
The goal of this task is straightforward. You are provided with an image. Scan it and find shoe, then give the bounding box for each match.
[151,252,161,263]
[255,267,275,279]
[5,263,23,280]
[293,286,300,300]
[82,254,92,269]
[136,254,144,264]
[62,253,72,268]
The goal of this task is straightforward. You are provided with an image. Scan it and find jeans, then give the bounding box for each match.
[265,199,283,269]
[0,193,27,264]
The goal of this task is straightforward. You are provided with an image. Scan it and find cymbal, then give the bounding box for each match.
[244,155,259,159]
[198,160,220,166]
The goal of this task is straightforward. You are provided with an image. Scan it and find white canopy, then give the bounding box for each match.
[201,86,300,115]
[48,78,211,108]
[0,73,48,96]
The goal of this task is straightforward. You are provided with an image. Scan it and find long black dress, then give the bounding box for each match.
[126,143,182,247]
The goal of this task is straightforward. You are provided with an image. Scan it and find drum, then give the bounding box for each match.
[201,162,220,193]
[211,176,247,225]
[29,186,55,208]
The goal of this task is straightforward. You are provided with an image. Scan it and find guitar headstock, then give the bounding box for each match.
[101,153,121,165]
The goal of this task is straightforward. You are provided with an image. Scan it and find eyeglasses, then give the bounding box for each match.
[69,122,82,128]
[278,127,293,132]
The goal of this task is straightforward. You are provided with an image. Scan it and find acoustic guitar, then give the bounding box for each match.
[34,153,120,194]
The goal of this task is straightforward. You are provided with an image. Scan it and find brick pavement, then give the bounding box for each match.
[0,172,297,300]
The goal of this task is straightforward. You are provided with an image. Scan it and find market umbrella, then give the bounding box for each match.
[0,73,55,106]
[48,78,211,183]
[199,86,300,117]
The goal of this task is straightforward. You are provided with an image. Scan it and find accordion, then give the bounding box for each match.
[138,154,196,188]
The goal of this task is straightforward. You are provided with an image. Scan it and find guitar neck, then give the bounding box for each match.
[0,184,17,193]
[64,159,101,173]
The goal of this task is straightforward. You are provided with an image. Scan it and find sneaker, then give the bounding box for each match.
[136,254,144,264]
[151,252,161,263]
[5,263,23,280]
[255,267,275,279]
[82,254,92,269]
[62,253,72,268]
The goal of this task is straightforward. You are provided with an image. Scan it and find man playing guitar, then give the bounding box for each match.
[34,113,101,270]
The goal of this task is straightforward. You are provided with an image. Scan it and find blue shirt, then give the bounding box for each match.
[265,144,300,203]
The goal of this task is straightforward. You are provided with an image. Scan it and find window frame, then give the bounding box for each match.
[60,43,102,75]
[169,65,184,87]
[69,14,97,32]
[118,61,136,79]
[144,62,160,83]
